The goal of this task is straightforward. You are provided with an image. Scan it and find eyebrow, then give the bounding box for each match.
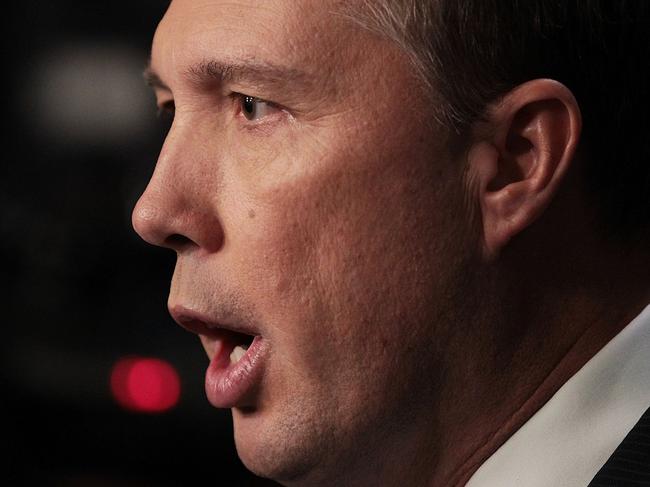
[143,58,312,94]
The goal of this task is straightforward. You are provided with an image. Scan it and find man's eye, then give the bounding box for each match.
[240,95,278,121]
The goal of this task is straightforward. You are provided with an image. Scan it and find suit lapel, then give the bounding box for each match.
[588,405,650,486]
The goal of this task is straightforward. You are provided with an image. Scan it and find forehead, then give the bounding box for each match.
[151,0,360,83]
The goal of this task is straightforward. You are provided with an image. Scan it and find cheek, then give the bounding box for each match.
[222,88,467,403]
[233,145,454,385]
[233,186,330,327]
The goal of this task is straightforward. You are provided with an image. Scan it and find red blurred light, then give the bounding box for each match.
[111,357,181,413]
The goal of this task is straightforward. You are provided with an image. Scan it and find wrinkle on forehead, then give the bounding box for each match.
[151,0,372,97]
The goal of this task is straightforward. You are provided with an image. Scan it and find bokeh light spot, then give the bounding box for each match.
[111,357,180,413]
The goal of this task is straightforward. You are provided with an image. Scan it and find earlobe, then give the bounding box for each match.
[467,79,582,259]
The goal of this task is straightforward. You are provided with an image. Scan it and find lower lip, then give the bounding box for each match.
[204,335,267,408]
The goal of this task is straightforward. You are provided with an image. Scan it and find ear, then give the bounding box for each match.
[467,79,582,259]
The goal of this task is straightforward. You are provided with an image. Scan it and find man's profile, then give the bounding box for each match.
[132,1,649,485]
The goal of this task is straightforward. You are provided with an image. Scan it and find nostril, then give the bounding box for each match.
[132,192,224,252]
[164,233,194,250]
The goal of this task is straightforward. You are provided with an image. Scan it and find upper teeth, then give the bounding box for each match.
[230,345,248,364]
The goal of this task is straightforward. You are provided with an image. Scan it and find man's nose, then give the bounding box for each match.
[132,139,224,254]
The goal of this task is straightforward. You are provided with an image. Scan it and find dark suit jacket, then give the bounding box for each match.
[588,406,650,486]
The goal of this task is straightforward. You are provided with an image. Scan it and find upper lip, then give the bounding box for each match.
[169,305,259,338]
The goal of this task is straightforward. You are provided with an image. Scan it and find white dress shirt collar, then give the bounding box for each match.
[466,304,650,487]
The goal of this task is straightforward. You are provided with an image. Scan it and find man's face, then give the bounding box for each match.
[134,0,474,483]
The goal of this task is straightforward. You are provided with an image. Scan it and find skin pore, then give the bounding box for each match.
[133,1,650,486]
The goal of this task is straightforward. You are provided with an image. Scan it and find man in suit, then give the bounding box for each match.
[133,0,649,485]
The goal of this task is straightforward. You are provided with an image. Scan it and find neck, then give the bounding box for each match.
[436,232,650,486]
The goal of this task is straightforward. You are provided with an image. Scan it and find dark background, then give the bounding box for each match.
[4,2,276,485]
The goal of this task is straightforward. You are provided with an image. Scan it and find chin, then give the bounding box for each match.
[232,406,329,485]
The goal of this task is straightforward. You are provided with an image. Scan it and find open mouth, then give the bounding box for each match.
[203,329,267,408]
[169,307,269,408]
[171,311,258,364]
[226,330,256,365]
